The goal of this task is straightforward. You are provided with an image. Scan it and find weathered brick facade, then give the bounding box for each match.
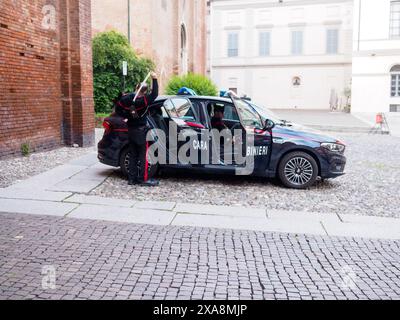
[0,0,95,158]
[91,0,208,92]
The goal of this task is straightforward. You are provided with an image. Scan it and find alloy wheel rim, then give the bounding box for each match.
[284,157,313,186]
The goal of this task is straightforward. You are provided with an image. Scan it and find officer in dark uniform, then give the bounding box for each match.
[115,72,159,186]
[210,104,229,164]
[211,104,228,131]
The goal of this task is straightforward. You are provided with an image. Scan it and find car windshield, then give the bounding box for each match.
[231,98,264,129]
[246,102,282,124]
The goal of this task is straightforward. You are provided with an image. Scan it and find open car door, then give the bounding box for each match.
[162,97,208,167]
[228,92,273,176]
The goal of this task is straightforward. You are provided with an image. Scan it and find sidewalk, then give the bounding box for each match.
[1,152,399,240]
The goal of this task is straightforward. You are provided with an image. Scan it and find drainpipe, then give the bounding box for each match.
[127,0,131,44]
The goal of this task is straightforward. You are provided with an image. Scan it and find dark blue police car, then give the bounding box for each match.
[98,93,346,189]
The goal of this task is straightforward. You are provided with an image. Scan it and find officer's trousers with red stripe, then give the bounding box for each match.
[128,126,149,182]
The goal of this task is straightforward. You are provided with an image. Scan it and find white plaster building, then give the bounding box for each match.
[210,0,354,110]
[352,0,400,114]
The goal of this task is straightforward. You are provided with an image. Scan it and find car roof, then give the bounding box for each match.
[155,95,232,104]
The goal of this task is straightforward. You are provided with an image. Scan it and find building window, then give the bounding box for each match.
[227,32,239,57]
[229,88,238,94]
[291,30,303,55]
[391,74,400,96]
[326,29,339,54]
[390,1,400,38]
[259,32,271,56]
[390,104,400,112]
[390,65,400,97]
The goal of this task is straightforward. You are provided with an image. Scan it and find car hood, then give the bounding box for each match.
[272,122,340,144]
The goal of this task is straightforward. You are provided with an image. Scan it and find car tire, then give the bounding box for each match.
[278,151,318,189]
[119,147,159,180]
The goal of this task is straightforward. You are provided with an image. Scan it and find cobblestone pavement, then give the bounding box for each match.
[92,133,400,218]
[0,213,399,300]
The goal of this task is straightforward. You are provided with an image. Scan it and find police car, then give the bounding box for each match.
[98,93,346,189]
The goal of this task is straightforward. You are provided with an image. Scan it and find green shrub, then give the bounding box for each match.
[92,30,154,114]
[165,73,218,96]
[21,142,31,157]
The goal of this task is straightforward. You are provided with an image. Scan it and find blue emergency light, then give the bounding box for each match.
[178,87,197,96]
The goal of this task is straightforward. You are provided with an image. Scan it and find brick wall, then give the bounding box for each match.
[0,0,95,158]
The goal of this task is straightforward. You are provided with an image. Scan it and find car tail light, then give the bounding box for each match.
[103,120,112,135]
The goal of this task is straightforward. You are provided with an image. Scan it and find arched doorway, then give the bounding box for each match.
[180,23,188,75]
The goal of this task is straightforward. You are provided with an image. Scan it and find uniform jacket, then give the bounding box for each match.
[116,79,159,128]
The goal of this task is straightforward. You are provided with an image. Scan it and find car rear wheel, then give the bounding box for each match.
[119,147,159,180]
[278,151,318,189]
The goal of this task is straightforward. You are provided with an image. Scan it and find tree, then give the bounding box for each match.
[165,73,218,96]
[92,30,154,113]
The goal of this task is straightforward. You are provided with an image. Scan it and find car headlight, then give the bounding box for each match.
[321,142,345,153]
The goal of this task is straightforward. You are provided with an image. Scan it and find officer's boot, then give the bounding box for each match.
[128,179,138,186]
[139,179,160,187]
[128,172,138,186]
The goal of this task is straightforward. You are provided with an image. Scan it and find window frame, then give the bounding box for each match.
[391,73,400,97]
[390,0,400,39]
[259,31,271,56]
[291,30,303,56]
[231,97,264,130]
[227,32,239,57]
[326,28,339,54]
[390,104,400,112]
[163,97,200,123]
[221,103,241,122]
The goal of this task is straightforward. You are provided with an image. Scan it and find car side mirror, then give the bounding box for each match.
[264,119,275,131]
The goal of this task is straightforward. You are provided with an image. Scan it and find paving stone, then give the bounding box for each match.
[322,220,400,240]
[258,218,327,236]
[65,194,135,208]
[268,210,341,223]
[174,203,266,218]
[68,204,175,225]
[0,199,78,217]
[172,214,269,231]
[49,179,104,193]
[0,213,398,301]
[134,201,176,211]
[338,214,400,226]
[0,189,72,202]
[69,167,113,182]
[7,165,87,190]
[67,153,98,167]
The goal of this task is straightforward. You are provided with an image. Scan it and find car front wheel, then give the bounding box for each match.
[119,147,159,180]
[278,151,318,189]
